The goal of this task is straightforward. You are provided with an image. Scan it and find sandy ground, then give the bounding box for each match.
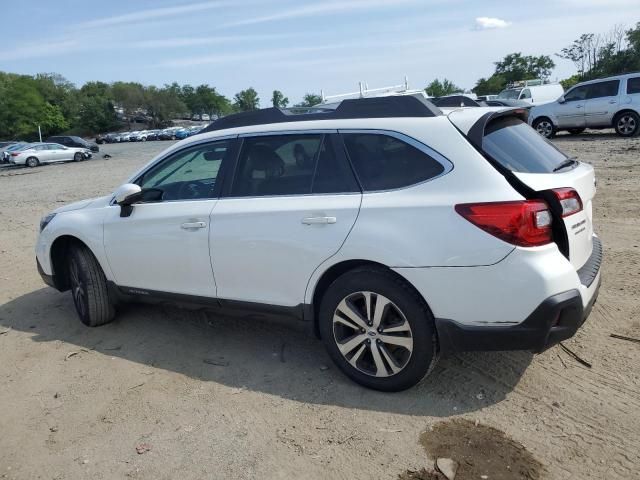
[0,132,638,480]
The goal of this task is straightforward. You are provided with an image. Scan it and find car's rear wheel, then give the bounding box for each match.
[533,117,556,139]
[26,157,39,168]
[567,128,585,135]
[614,111,639,137]
[73,152,83,162]
[68,245,115,327]
[318,267,437,391]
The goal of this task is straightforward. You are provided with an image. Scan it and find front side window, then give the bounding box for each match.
[564,86,588,102]
[626,77,640,94]
[587,80,620,99]
[342,133,446,191]
[520,89,532,99]
[138,140,231,201]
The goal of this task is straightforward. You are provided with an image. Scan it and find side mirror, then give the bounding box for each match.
[114,183,141,205]
[558,96,566,104]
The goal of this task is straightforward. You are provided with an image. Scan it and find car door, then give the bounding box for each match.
[35,144,55,163]
[584,79,621,127]
[48,144,69,161]
[210,132,361,307]
[103,138,236,297]
[555,85,588,128]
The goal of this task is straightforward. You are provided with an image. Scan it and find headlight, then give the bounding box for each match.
[40,213,57,232]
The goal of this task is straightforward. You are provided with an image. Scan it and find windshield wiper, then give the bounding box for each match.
[553,157,578,172]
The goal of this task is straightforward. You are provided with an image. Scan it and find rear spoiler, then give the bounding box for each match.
[466,108,529,150]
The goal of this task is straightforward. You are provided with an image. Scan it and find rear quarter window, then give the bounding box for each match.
[342,133,447,191]
[627,77,640,94]
[483,117,569,173]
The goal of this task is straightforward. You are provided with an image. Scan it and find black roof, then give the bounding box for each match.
[202,95,441,133]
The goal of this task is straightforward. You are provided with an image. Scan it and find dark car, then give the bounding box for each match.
[481,99,532,108]
[46,136,99,153]
[430,95,481,108]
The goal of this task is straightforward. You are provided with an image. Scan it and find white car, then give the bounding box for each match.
[35,97,602,391]
[530,73,640,138]
[9,143,91,167]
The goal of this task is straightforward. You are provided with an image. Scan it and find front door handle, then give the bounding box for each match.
[181,221,206,230]
[302,216,337,225]
[576,105,583,108]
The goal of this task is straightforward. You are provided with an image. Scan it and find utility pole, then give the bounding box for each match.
[38,125,42,142]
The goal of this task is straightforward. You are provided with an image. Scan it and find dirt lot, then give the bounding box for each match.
[0,133,639,480]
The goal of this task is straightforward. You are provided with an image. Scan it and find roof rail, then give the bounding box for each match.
[202,95,441,133]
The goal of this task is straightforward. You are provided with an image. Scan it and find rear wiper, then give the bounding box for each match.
[553,157,578,172]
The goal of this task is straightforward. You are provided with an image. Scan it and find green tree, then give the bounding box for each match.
[425,78,462,97]
[144,86,186,127]
[234,87,260,111]
[494,53,555,84]
[472,74,506,96]
[111,81,145,123]
[271,90,289,108]
[294,93,322,107]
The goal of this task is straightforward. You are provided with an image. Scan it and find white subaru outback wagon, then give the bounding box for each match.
[36,96,602,391]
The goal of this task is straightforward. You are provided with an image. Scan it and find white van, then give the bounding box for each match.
[498,81,564,106]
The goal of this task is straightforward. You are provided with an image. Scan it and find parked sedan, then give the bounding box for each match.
[46,136,99,153]
[2,142,29,163]
[7,143,91,167]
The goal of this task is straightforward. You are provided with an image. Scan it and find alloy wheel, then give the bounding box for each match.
[617,115,636,135]
[69,259,87,319]
[535,120,553,138]
[332,291,413,377]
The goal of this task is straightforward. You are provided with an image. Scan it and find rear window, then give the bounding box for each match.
[483,117,569,173]
[627,77,640,94]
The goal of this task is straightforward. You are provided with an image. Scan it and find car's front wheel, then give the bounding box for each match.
[73,152,83,162]
[614,111,640,137]
[319,267,437,391]
[67,245,115,327]
[533,117,556,139]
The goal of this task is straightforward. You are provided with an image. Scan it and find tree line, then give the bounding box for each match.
[1,21,637,140]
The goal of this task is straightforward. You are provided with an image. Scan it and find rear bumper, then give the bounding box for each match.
[436,278,600,354]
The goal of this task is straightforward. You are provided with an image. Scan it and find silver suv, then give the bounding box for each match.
[529,72,640,138]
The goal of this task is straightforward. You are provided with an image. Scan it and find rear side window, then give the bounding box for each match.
[587,80,619,99]
[483,117,569,173]
[627,77,640,94]
[343,133,446,191]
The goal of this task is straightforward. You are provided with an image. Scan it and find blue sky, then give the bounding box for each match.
[1,0,639,105]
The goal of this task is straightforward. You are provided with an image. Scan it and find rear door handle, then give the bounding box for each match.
[181,221,206,229]
[576,105,583,108]
[609,100,617,104]
[302,216,336,225]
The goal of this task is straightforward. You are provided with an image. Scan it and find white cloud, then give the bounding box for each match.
[0,40,80,61]
[77,1,236,29]
[475,17,511,30]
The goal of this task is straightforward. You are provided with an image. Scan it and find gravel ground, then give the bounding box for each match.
[0,132,639,480]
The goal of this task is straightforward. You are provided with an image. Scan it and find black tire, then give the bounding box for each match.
[318,267,438,391]
[26,157,39,168]
[73,152,83,162]
[614,111,640,137]
[533,117,556,139]
[567,128,585,135]
[68,245,115,327]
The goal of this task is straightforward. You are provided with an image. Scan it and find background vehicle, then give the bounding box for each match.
[46,136,99,153]
[497,80,564,105]
[2,142,30,162]
[529,73,640,138]
[1,141,21,162]
[9,143,90,167]
[481,98,532,108]
[36,97,601,391]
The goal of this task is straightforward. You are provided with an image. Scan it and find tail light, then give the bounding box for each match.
[10,152,19,156]
[552,188,582,217]
[455,200,552,247]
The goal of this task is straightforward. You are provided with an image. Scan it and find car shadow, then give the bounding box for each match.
[0,288,534,417]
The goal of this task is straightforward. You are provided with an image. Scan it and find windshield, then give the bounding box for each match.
[483,116,570,173]
[497,88,522,100]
